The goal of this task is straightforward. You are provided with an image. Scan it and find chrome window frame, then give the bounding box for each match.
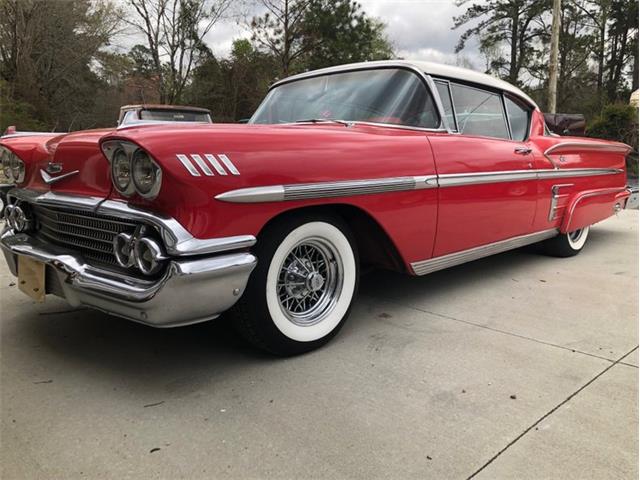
[433,79,459,132]
[431,76,536,142]
[503,93,533,142]
[445,80,512,140]
[253,64,448,133]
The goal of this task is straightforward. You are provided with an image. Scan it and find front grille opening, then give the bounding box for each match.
[31,204,153,276]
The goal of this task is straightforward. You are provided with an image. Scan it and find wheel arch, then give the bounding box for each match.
[256,203,407,273]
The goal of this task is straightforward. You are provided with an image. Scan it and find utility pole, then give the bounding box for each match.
[548,0,561,113]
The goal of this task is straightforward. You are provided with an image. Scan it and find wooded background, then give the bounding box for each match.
[0,0,637,162]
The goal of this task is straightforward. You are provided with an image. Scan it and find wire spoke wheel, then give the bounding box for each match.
[276,237,343,326]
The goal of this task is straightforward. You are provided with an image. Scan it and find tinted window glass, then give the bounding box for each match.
[505,97,530,141]
[435,81,457,131]
[251,68,439,128]
[450,84,509,139]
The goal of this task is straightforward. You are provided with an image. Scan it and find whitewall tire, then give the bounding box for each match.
[233,213,359,355]
[541,226,590,257]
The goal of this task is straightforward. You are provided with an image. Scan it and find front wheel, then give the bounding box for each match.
[233,214,359,355]
[541,226,590,257]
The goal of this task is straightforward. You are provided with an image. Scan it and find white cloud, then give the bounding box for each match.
[114,0,484,67]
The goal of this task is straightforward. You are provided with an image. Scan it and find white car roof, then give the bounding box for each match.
[273,60,539,110]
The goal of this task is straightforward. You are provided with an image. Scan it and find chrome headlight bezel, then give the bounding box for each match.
[131,149,162,199]
[1,149,12,180]
[101,140,162,199]
[111,147,135,196]
[1,147,25,184]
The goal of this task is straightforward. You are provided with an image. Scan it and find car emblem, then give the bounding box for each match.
[40,168,80,185]
[45,162,64,174]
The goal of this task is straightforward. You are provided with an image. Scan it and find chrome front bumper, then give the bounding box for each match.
[1,229,257,328]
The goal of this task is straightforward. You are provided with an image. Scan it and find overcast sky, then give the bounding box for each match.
[118,0,482,70]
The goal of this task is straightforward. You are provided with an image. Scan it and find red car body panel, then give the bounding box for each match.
[1,107,630,276]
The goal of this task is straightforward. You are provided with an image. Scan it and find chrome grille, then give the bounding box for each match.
[32,205,138,267]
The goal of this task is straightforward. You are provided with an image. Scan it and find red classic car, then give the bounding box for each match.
[0,61,632,355]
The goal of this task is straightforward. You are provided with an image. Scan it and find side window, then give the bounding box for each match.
[434,81,457,131]
[450,83,510,140]
[505,96,530,141]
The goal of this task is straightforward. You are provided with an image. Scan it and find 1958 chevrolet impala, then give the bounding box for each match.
[0,61,632,355]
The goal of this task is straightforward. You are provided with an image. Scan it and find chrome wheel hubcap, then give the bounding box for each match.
[569,229,584,242]
[277,238,343,326]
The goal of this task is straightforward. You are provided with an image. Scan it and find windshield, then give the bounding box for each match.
[250,68,440,129]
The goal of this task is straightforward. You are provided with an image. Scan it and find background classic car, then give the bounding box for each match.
[0,60,631,355]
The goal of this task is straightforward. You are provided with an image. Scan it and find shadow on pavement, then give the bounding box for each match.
[9,221,625,392]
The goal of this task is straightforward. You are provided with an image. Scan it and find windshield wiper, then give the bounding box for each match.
[294,118,353,127]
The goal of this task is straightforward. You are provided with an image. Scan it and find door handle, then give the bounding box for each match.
[514,147,532,155]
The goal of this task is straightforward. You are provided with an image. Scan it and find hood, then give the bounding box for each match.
[101,122,433,237]
[1,128,114,197]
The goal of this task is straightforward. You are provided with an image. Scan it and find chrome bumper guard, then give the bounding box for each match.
[2,189,258,326]
[1,223,257,328]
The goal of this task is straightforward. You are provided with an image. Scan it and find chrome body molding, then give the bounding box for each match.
[215,168,621,203]
[1,229,257,327]
[548,184,573,221]
[544,141,632,168]
[176,153,240,177]
[438,168,622,187]
[215,176,438,203]
[411,229,558,276]
[39,168,80,185]
[7,189,256,256]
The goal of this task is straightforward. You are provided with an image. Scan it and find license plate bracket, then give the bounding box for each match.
[18,256,46,302]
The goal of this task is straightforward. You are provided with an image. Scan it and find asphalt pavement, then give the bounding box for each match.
[1,211,637,479]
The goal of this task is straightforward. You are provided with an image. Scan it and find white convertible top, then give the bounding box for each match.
[273,60,539,110]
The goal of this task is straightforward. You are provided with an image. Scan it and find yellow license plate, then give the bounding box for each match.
[18,256,45,302]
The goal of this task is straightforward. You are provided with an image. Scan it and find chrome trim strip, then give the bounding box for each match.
[190,154,213,176]
[284,177,417,201]
[176,154,200,176]
[215,168,621,203]
[39,169,80,185]
[7,189,256,256]
[438,168,621,187]
[217,154,240,175]
[215,176,438,203]
[536,168,623,180]
[438,170,538,187]
[548,184,573,221]
[216,185,285,203]
[411,228,558,276]
[204,154,227,175]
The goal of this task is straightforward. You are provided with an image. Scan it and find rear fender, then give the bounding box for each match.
[561,187,630,233]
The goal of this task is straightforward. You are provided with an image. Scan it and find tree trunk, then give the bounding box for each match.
[548,0,562,113]
[508,3,519,83]
[633,30,639,91]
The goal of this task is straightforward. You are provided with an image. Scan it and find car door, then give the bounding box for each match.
[429,80,538,257]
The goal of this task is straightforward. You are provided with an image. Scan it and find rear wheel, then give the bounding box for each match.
[233,214,359,355]
[541,226,590,257]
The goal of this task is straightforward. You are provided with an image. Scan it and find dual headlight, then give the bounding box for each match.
[1,147,25,184]
[101,141,162,199]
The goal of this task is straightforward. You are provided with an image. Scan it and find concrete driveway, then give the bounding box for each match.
[1,211,637,480]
